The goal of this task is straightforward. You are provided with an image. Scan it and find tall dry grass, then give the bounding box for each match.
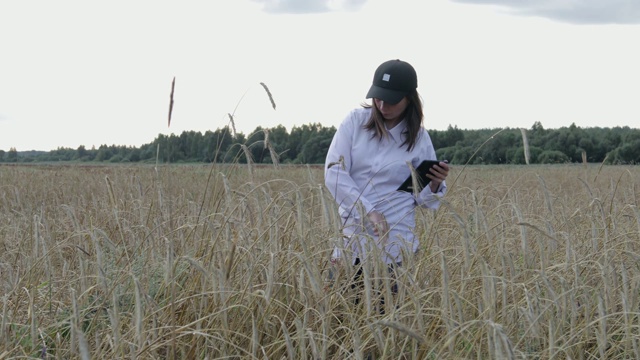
[0,163,639,359]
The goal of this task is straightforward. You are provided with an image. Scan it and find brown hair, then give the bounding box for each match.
[362,90,424,152]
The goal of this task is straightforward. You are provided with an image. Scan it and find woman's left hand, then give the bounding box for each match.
[427,161,450,192]
[367,210,389,245]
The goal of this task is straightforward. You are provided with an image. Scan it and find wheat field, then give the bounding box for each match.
[0,163,639,359]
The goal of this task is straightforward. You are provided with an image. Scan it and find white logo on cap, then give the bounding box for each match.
[382,74,390,82]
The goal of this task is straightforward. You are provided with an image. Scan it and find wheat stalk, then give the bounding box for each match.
[74,322,90,360]
[108,290,122,356]
[263,128,269,150]
[520,128,530,165]
[133,275,144,352]
[0,295,7,344]
[263,128,280,167]
[241,144,253,177]
[70,288,79,357]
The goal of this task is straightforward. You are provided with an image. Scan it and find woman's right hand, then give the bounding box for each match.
[368,210,389,244]
[427,161,450,192]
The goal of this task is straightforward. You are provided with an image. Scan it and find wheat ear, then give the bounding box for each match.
[259,82,276,110]
[168,76,175,128]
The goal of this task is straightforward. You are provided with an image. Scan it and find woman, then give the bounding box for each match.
[324,59,449,270]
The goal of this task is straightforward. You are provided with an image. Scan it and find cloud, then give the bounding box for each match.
[252,0,367,14]
[451,0,640,24]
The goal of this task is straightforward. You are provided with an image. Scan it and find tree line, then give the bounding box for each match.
[2,121,639,165]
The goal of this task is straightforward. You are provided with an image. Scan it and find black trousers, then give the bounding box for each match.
[348,258,400,313]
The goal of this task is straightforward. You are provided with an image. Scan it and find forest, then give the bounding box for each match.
[2,121,639,165]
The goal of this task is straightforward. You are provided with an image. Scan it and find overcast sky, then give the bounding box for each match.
[1,0,639,151]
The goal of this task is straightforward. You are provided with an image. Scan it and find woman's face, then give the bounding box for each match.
[374,97,409,124]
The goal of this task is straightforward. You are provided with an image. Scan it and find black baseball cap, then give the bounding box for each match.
[366,59,417,104]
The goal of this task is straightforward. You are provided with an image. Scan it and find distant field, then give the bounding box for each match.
[1,163,639,359]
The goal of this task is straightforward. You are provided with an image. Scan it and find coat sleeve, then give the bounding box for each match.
[324,113,375,217]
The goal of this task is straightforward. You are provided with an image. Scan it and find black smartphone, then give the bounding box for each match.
[397,160,448,193]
